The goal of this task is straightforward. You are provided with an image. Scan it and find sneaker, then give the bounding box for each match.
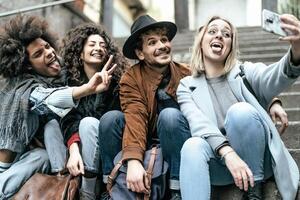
[79,189,96,200]
[170,190,182,200]
[243,181,263,200]
[100,191,111,200]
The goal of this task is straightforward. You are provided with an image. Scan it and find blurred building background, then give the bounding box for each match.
[0,0,298,38]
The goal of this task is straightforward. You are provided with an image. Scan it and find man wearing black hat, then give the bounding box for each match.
[99,14,191,199]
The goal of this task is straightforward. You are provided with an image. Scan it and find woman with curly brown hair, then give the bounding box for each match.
[59,23,128,199]
[0,15,114,199]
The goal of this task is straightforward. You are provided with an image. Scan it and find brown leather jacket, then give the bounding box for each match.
[119,61,191,162]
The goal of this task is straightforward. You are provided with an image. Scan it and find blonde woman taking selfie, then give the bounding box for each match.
[177,14,300,200]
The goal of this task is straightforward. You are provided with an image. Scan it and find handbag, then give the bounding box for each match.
[13,172,80,200]
[106,146,168,200]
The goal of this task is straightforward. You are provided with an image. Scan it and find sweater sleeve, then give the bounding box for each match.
[30,86,77,117]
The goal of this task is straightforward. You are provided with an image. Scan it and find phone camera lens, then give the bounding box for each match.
[266,18,273,23]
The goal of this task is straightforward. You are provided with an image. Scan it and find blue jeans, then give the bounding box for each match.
[157,108,191,189]
[0,148,50,199]
[44,119,67,173]
[99,108,191,190]
[44,117,100,174]
[79,117,100,173]
[99,110,124,181]
[180,102,273,200]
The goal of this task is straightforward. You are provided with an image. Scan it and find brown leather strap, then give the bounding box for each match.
[107,147,158,200]
[106,160,124,193]
[61,175,72,199]
[143,146,158,200]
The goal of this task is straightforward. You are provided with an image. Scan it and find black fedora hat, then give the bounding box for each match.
[122,14,177,59]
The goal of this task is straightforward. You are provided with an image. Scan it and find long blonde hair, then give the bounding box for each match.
[190,16,239,77]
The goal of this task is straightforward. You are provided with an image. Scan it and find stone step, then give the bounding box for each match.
[280,92,300,108]
[283,81,300,93]
[173,52,191,63]
[237,26,262,32]
[238,31,279,39]
[164,28,282,44]
[173,52,283,64]
[171,43,288,55]
[239,46,288,55]
[211,178,300,200]
[172,42,282,53]
[174,28,276,39]
[172,40,288,54]
[173,52,286,62]
[285,108,300,122]
[239,40,289,49]
[239,53,286,63]
[172,54,287,64]
[171,34,280,48]
[281,121,300,149]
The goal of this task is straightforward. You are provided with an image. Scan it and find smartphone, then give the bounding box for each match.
[262,9,287,36]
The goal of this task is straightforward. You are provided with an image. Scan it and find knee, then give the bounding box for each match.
[79,117,99,128]
[79,117,99,132]
[181,138,211,163]
[99,110,124,131]
[44,119,59,128]
[158,108,183,126]
[30,148,49,165]
[158,108,182,121]
[44,119,60,138]
[79,117,99,138]
[226,102,260,127]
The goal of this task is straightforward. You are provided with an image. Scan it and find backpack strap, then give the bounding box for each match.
[239,64,258,100]
[143,146,158,200]
[106,147,158,200]
[107,160,123,193]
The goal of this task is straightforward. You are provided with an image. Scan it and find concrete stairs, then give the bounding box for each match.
[115,26,300,199]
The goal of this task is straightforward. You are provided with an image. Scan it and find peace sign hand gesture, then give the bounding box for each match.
[87,55,117,93]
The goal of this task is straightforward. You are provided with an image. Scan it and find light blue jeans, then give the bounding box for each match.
[78,117,100,173]
[44,117,100,174]
[180,102,273,200]
[44,119,67,173]
[0,148,50,200]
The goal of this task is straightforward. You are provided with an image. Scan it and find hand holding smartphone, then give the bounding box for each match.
[262,9,288,36]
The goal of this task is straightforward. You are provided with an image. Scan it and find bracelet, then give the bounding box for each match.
[221,150,235,160]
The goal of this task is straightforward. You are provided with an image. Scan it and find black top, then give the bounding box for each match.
[61,75,121,144]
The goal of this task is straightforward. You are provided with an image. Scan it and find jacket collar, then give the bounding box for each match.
[139,61,190,99]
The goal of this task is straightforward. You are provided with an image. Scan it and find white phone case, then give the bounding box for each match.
[262,9,287,36]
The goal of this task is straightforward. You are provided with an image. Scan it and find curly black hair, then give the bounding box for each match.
[0,15,58,78]
[60,23,128,85]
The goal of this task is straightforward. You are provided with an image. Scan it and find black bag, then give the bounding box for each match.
[107,146,168,200]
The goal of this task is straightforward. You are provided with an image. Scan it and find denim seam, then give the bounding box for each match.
[253,174,264,181]
[84,166,99,174]
[169,179,180,190]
